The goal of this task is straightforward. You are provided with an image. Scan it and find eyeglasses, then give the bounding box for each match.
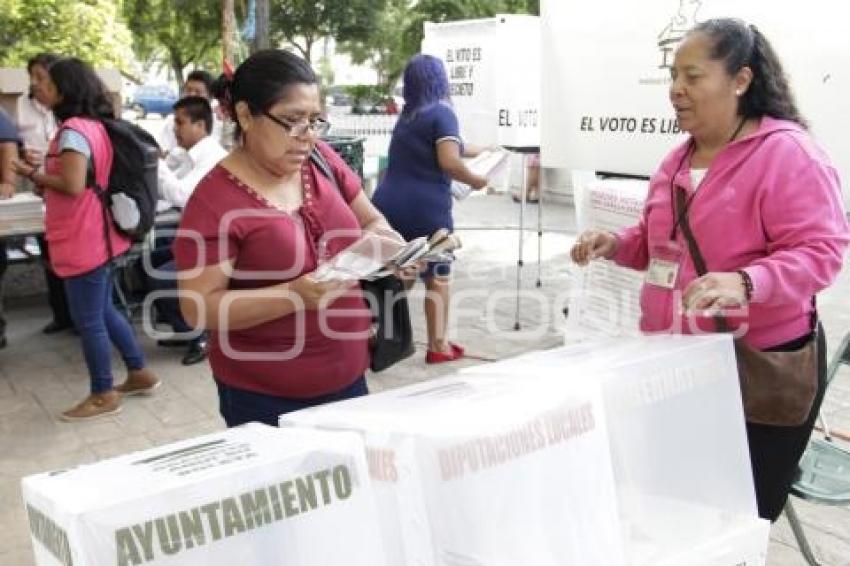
[263,112,331,137]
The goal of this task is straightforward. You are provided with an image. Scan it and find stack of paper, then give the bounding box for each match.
[315,229,462,282]
[0,192,43,216]
[451,149,510,200]
[0,192,44,236]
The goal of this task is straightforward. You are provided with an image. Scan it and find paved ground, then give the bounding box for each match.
[1,193,848,565]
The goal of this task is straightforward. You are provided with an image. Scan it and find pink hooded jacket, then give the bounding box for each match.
[613,116,849,349]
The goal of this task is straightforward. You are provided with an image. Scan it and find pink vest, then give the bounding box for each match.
[44,117,130,277]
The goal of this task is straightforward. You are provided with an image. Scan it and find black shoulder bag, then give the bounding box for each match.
[310,146,415,372]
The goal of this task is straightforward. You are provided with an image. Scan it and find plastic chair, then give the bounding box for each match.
[784,331,850,565]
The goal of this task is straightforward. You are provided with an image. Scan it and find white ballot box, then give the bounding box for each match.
[462,334,769,566]
[281,374,624,566]
[21,424,386,566]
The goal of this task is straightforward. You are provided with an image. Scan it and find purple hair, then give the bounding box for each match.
[401,54,450,115]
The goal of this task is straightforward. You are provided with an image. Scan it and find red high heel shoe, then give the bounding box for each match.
[426,342,465,364]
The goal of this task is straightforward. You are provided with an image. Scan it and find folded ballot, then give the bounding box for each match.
[314,228,462,281]
[21,424,386,566]
[282,373,625,566]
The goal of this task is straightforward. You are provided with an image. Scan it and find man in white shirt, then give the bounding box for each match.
[152,96,225,365]
[157,96,226,209]
[159,70,222,158]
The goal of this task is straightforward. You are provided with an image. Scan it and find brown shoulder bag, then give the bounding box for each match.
[675,187,818,426]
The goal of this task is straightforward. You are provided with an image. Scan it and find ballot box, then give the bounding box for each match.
[21,423,386,566]
[282,372,624,566]
[462,334,769,565]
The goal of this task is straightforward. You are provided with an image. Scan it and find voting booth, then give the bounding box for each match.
[541,0,850,207]
[423,15,545,329]
[21,424,387,566]
[282,371,624,566]
[421,15,539,149]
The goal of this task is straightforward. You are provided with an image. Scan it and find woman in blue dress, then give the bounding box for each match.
[372,54,489,364]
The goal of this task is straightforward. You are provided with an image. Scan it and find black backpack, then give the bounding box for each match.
[88,118,160,248]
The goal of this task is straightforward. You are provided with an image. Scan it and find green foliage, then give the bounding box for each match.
[338,0,539,89]
[0,0,134,70]
[269,0,387,63]
[123,0,224,84]
[343,84,387,108]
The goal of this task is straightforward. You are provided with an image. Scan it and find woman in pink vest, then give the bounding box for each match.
[571,19,850,520]
[14,58,159,421]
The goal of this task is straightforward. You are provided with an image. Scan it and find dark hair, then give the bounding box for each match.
[401,54,450,116]
[48,57,114,122]
[27,53,60,74]
[210,73,228,101]
[690,18,807,128]
[228,49,317,139]
[185,70,214,97]
[173,96,213,134]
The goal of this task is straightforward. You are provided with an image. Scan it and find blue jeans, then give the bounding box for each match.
[64,263,145,393]
[216,376,369,427]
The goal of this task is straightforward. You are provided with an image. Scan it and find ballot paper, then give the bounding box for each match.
[314,229,462,282]
[568,172,648,340]
[451,149,510,200]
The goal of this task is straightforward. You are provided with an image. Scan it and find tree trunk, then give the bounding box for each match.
[222,0,236,67]
[303,36,314,64]
[170,50,186,90]
[252,0,270,52]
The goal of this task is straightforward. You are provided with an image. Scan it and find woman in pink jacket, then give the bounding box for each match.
[571,19,849,520]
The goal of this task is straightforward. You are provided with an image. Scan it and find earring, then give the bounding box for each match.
[735,89,743,96]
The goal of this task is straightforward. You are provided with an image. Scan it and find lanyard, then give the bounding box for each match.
[668,117,747,240]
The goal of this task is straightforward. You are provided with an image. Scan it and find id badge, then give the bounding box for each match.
[646,241,683,289]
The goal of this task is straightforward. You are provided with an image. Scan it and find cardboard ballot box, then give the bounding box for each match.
[281,372,625,566]
[21,424,386,566]
[462,334,769,566]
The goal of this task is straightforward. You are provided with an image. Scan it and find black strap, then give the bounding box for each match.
[310,145,338,191]
[79,128,115,263]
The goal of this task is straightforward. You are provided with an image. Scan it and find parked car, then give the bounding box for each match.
[130,84,178,118]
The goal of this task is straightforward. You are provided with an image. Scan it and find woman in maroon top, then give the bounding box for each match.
[174,50,401,426]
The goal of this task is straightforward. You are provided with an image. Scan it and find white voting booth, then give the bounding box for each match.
[21,425,387,566]
[283,335,768,565]
[421,15,539,150]
[541,0,850,207]
[422,16,543,329]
